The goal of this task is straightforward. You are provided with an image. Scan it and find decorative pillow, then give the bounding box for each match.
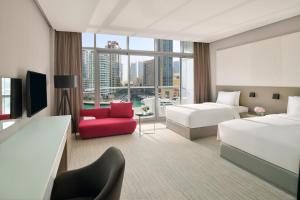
[287,96,300,116]
[83,116,96,120]
[110,102,133,118]
[216,91,236,106]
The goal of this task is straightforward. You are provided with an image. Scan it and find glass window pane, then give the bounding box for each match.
[1,78,11,114]
[182,41,193,53]
[129,37,154,51]
[82,49,95,109]
[99,54,128,106]
[130,56,155,117]
[173,40,180,52]
[3,97,10,114]
[158,57,180,117]
[96,34,127,49]
[82,32,94,48]
[130,56,154,87]
[155,39,172,52]
[2,78,11,96]
[181,58,194,104]
[155,39,181,52]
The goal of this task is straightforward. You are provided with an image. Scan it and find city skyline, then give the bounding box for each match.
[82,40,181,91]
[82,37,192,107]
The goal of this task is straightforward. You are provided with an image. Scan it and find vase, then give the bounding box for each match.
[256,112,265,116]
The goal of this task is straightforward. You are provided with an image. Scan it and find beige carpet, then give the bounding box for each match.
[70,123,295,200]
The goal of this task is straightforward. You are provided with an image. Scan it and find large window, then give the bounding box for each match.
[82,33,194,118]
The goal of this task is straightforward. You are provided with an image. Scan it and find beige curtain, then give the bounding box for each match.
[55,31,82,132]
[194,42,211,103]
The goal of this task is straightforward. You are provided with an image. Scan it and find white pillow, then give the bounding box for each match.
[83,116,96,120]
[216,91,237,106]
[234,91,240,106]
[287,96,300,116]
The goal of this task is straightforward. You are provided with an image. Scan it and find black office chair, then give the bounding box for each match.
[51,147,125,200]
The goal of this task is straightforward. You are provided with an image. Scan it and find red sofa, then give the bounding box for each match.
[0,114,10,120]
[79,102,137,139]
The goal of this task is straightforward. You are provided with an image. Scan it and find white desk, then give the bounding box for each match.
[0,119,16,131]
[0,115,71,200]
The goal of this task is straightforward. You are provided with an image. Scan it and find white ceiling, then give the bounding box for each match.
[37,0,300,42]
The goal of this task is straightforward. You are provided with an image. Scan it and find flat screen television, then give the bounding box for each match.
[10,78,23,119]
[26,71,47,117]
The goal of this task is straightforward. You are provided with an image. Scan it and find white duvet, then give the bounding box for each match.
[218,114,300,174]
[166,103,241,128]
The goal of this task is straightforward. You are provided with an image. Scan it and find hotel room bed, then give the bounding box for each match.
[166,102,248,140]
[218,114,300,195]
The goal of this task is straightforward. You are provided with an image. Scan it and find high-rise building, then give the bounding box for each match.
[155,39,173,86]
[130,62,137,82]
[137,61,144,80]
[99,41,122,98]
[82,49,95,92]
[143,59,155,86]
[99,53,110,97]
[130,61,144,86]
[173,60,180,74]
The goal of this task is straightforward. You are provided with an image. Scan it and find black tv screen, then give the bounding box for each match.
[26,71,47,117]
[10,78,23,119]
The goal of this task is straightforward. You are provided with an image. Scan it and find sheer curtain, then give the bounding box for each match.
[193,42,211,103]
[55,31,82,132]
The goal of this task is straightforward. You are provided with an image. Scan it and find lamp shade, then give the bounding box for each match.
[54,75,78,89]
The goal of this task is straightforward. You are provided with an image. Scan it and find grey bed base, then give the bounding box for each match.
[166,119,217,140]
[220,143,298,196]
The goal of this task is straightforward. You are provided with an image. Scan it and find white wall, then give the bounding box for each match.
[216,31,300,87]
[0,0,54,137]
[210,15,300,100]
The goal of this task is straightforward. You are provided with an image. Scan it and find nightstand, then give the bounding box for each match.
[240,112,260,118]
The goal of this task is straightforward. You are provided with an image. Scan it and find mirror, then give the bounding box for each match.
[0,77,22,121]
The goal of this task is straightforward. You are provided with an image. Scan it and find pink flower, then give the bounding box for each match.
[254,106,266,113]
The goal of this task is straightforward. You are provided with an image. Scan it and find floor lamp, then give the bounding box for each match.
[54,75,78,133]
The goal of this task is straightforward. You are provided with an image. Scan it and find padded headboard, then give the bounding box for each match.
[216,86,300,114]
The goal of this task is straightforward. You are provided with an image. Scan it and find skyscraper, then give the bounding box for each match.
[99,41,122,98]
[82,49,95,92]
[99,53,110,97]
[143,59,155,86]
[155,39,173,86]
[130,61,144,86]
[173,60,180,74]
[130,62,137,82]
[106,41,121,88]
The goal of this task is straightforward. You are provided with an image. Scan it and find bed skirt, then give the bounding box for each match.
[220,143,298,196]
[166,119,217,140]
